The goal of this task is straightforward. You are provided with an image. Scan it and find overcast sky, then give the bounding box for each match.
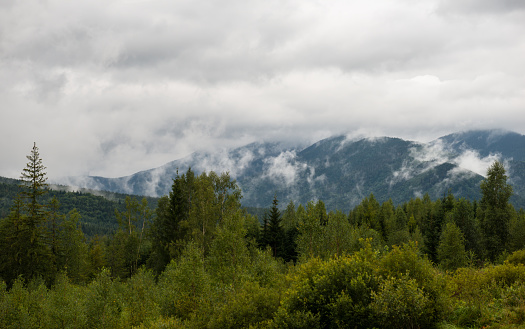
[1,0,524,179]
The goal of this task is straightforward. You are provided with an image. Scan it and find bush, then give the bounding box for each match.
[506,249,525,266]
[271,245,380,328]
[378,242,447,327]
[371,275,433,329]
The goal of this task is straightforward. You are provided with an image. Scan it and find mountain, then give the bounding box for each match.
[60,130,525,211]
[438,130,525,161]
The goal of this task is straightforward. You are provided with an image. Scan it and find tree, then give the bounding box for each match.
[325,210,352,256]
[260,195,285,258]
[112,196,152,277]
[148,169,242,273]
[479,161,513,261]
[282,200,299,263]
[296,201,325,261]
[437,222,467,271]
[207,211,250,287]
[58,209,89,283]
[0,143,54,285]
[20,142,49,226]
[453,198,480,256]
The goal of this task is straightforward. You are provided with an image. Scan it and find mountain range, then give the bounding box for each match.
[60,130,525,211]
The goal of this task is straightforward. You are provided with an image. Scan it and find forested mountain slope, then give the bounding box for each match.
[61,130,525,211]
[0,177,158,237]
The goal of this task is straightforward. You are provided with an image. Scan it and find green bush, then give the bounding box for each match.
[85,268,127,329]
[205,280,281,329]
[371,274,433,329]
[378,242,447,327]
[271,244,380,328]
[506,249,525,265]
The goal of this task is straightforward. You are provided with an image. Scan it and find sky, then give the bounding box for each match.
[1,0,524,180]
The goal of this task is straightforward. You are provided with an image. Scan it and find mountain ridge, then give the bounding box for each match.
[59,129,525,211]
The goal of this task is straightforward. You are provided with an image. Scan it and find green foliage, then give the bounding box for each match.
[158,242,210,320]
[205,280,282,329]
[273,245,381,328]
[149,169,242,273]
[371,274,434,329]
[207,211,250,287]
[259,195,285,258]
[46,273,88,329]
[3,146,525,328]
[506,249,525,265]
[85,268,127,328]
[378,242,446,326]
[121,268,161,327]
[437,222,468,271]
[480,161,513,261]
[508,211,525,252]
[296,201,325,261]
[0,144,54,285]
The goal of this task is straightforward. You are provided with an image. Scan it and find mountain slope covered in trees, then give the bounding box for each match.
[61,129,525,211]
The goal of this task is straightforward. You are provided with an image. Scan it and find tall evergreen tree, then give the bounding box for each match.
[0,143,54,285]
[20,143,49,226]
[260,195,285,258]
[452,198,480,256]
[480,161,513,261]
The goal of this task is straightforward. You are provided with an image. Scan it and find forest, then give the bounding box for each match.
[2,144,525,328]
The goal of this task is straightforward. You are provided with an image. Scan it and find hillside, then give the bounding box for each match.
[0,178,159,237]
[59,129,525,211]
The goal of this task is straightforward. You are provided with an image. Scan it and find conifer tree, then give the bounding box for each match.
[20,142,49,227]
[261,195,285,258]
[0,143,54,285]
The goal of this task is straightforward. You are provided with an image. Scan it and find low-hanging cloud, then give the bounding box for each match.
[389,138,507,187]
[263,151,307,187]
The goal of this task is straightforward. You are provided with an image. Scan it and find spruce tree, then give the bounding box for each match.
[0,143,54,285]
[20,142,49,227]
[261,195,285,258]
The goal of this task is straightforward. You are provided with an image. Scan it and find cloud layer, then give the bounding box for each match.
[1,0,524,179]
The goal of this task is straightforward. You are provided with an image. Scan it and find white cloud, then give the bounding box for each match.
[263,151,306,186]
[452,150,501,177]
[0,0,524,179]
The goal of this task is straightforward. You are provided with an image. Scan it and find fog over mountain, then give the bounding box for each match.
[60,130,525,211]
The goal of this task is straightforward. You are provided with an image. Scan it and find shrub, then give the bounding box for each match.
[506,249,525,266]
[371,274,433,329]
[271,244,380,328]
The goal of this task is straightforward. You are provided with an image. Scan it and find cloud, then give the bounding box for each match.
[388,137,506,187]
[263,151,306,187]
[1,0,525,179]
[452,150,501,177]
